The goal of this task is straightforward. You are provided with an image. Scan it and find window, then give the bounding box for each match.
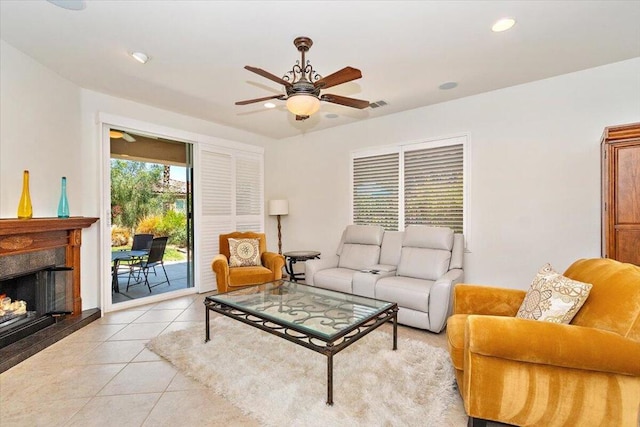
[352,136,466,234]
[352,152,399,230]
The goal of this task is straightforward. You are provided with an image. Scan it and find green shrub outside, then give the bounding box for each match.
[111,226,130,246]
[158,210,187,246]
[136,211,187,247]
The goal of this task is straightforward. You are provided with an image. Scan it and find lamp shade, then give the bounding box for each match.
[268,199,289,216]
[286,94,320,116]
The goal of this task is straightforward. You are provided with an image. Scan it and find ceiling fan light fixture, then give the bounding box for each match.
[109,130,123,139]
[131,52,149,64]
[286,94,321,116]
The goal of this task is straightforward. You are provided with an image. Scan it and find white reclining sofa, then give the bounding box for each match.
[305,224,464,333]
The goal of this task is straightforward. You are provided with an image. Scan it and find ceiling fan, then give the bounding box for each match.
[235,37,369,121]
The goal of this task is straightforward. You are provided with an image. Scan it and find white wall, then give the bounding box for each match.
[265,58,640,289]
[0,40,83,218]
[1,40,271,310]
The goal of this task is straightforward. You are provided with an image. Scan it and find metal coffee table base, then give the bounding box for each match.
[204,300,398,405]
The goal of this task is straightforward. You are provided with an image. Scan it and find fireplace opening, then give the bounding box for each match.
[0,266,73,348]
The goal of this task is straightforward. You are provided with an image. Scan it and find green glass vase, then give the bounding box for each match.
[57,177,70,218]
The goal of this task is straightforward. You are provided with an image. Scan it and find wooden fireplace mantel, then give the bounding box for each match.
[0,216,99,315]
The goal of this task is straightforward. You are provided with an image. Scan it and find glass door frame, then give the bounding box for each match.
[99,114,198,313]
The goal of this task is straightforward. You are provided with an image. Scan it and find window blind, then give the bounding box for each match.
[352,152,399,230]
[404,144,463,233]
[236,156,262,217]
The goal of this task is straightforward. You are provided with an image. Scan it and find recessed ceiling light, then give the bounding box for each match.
[439,82,458,90]
[325,113,339,119]
[130,52,149,64]
[492,18,516,32]
[47,0,86,11]
[264,102,276,109]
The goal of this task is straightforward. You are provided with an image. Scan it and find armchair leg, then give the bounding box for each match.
[468,417,487,427]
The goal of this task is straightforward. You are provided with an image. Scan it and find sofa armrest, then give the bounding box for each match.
[429,269,464,333]
[211,254,230,293]
[466,315,640,376]
[305,255,339,286]
[453,284,526,316]
[262,251,285,279]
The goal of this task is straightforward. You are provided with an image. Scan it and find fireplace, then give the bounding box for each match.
[0,217,99,372]
[0,259,73,348]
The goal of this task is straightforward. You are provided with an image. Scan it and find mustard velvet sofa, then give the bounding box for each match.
[447,258,640,427]
[211,231,285,293]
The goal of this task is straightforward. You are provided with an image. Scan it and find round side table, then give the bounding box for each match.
[283,251,321,282]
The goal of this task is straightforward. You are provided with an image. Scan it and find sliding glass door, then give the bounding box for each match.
[109,128,194,305]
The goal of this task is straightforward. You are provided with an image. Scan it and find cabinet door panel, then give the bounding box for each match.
[615,229,640,265]
[615,145,640,223]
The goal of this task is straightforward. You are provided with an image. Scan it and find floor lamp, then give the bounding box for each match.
[268,199,288,255]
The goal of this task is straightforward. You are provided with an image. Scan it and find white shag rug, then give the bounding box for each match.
[147,317,457,427]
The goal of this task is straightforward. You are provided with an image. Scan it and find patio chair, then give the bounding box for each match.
[122,233,154,277]
[126,236,171,293]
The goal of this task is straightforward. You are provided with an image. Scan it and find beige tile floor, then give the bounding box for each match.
[0,293,495,426]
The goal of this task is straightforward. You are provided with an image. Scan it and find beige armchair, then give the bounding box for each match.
[211,231,284,293]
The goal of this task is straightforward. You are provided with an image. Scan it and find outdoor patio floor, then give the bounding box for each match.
[112,261,190,304]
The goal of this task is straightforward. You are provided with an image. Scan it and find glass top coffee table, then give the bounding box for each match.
[204,280,398,405]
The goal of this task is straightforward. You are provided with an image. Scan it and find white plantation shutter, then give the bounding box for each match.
[352,153,399,230]
[197,147,264,292]
[404,144,464,233]
[236,155,262,232]
[199,151,233,292]
[352,137,466,235]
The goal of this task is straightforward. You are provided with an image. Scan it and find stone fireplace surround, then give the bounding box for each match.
[0,217,99,372]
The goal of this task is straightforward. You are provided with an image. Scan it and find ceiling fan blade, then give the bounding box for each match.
[320,94,370,109]
[314,67,362,89]
[244,66,292,88]
[235,95,285,106]
[122,133,136,142]
[296,115,309,121]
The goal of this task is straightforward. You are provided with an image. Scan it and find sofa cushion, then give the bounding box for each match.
[228,238,262,267]
[564,258,640,340]
[403,225,454,250]
[397,247,451,281]
[343,224,385,246]
[379,231,403,266]
[376,275,434,312]
[338,244,381,270]
[228,265,273,286]
[313,268,355,293]
[516,263,592,324]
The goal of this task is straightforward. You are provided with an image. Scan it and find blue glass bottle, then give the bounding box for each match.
[57,177,70,218]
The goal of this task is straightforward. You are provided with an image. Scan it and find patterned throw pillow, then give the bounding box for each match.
[228,238,261,267]
[516,263,592,324]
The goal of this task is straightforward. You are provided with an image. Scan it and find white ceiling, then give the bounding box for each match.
[1,1,639,140]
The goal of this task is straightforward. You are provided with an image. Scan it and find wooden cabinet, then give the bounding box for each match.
[601,123,640,266]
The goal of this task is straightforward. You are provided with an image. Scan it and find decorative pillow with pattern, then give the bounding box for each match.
[516,263,592,324]
[228,238,262,267]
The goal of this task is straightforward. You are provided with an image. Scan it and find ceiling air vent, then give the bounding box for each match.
[369,100,388,109]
